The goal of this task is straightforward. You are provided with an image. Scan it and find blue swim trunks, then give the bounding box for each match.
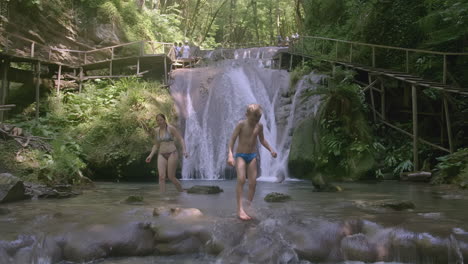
[235,153,257,164]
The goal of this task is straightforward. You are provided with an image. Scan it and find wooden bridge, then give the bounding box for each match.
[277,36,468,170]
[0,32,201,121]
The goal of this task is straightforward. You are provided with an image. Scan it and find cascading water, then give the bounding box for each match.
[170,47,322,181]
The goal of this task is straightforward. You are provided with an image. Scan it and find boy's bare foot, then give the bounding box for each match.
[238,209,252,220]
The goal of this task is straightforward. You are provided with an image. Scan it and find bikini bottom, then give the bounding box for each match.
[160,151,177,161]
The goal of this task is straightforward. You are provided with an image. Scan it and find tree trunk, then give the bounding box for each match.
[295,0,304,33]
[200,0,228,44]
[251,0,259,43]
[188,0,202,38]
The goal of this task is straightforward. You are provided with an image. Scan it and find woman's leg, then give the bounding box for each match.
[167,152,183,192]
[157,155,168,193]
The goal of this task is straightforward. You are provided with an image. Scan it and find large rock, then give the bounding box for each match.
[62,222,155,262]
[0,173,27,203]
[186,185,223,194]
[288,117,316,179]
[23,183,79,199]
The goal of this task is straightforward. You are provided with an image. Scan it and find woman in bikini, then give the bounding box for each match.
[145,113,188,192]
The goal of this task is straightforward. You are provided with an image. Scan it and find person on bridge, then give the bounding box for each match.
[177,42,183,59]
[227,104,277,220]
[146,113,188,193]
[181,41,190,59]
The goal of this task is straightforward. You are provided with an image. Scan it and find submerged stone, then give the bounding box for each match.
[379,200,415,211]
[264,192,291,202]
[186,185,223,194]
[124,195,144,203]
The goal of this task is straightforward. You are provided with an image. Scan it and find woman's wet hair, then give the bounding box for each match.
[156,113,166,121]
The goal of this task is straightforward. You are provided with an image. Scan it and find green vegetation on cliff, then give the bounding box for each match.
[4,79,174,184]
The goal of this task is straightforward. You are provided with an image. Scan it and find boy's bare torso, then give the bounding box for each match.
[236,120,262,154]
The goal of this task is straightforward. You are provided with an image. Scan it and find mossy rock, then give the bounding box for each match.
[264,192,291,202]
[379,200,415,211]
[124,195,144,203]
[186,185,223,194]
[288,117,316,179]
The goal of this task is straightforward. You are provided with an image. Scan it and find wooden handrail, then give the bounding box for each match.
[303,36,468,56]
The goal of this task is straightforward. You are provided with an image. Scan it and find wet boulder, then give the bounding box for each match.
[216,218,299,264]
[264,192,291,202]
[379,200,415,211]
[24,182,79,199]
[341,234,377,262]
[0,207,11,215]
[62,222,155,262]
[153,207,203,219]
[186,185,223,194]
[0,173,27,203]
[0,248,10,264]
[123,195,144,204]
[311,174,343,192]
[152,223,212,255]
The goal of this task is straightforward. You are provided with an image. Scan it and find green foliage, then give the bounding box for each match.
[38,137,86,184]
[304,67,376,179]
[7,78,173,183]
[431,148,468,185]
[289,64,312,90]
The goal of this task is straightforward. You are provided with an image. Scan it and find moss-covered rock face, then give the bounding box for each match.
[288,117,316,179]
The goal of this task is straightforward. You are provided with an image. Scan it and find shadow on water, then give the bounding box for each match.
[1,180,468,263]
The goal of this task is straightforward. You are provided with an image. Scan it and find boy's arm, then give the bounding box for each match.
[170,125,188,157]
[227,123,242,166]
[258,124,277,158]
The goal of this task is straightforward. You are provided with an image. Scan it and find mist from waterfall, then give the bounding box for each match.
[170,47,321,181]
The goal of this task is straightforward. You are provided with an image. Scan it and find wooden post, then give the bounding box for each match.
[140,41,145,56]
[109,61,113,76]
[0,59,9,121]
[289,54,293,71]
[406,50,409,73]
[35,62,41,121]
[31,42,35,58]
[164,55,168,85]
[412,85,419,171]
[380,78,385,121]
[368,74,376,122]
[301,37,304,56]
[443,55,447,85]
[372,47,375,67]
[443,94,454,153]
[335,42,338,60]
[57,64,62,94]
[349,43,353,62]
[137,58,140,74]
[110,47,114,76]
[279,53,282,69]
[84,52,88,64]
[79,67,83,93]
[48,49,52,61]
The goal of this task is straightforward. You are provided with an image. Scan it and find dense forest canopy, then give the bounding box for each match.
[2,0,466,51]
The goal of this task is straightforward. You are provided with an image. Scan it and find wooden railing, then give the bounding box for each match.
[0,31,173,67]
[290,36,468,86]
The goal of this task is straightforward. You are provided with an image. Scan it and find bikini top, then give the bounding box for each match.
[156,127,174,142]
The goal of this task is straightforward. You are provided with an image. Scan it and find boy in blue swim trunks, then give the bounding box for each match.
[227,104,277,220]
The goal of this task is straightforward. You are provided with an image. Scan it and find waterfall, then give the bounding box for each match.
[170,47,321,181]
